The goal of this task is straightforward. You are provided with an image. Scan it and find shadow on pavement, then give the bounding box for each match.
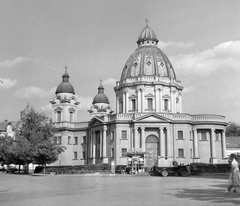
[168,183,240,205]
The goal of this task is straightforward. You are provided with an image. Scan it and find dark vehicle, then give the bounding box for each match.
[115,165,127,174]
[34,166,44,174]
[6,166,18,173]
[149,165,189,177]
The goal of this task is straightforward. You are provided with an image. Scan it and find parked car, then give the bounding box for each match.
[6,166,18,173]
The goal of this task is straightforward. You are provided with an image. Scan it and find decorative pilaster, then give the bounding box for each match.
[211,129,216,158]
[159,88,163,112]
[134,127,138,148]
[123,92,126,113]
[125,90,129,113]
[222,130,227,158]
[141,127,145,151]
[137,89,141,112]
[193,129,199,158]
[100,131,103,158]
[102,126,108,163]
[141,88,145,112]
[159,127,165,157]
[167,128,172,157]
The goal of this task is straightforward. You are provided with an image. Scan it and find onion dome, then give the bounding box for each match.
[92,80,109,104]
[55,67,75,95]
[119,23,177,85]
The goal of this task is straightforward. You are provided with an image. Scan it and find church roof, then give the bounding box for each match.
[55,68,75,95]
[119,23,177,85]
[92,81,109,104]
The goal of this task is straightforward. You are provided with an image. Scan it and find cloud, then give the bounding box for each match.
[13,87,56,99]
[0,78,17,89]
[40,103,52,115]
[158,41,194,49]
[103,78,117,86]
[0,57,30,68]
[76,95,93,110]
[183,86,195,94]
[171,41,240,76]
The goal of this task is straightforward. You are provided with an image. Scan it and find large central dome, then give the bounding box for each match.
[119,25,177,85]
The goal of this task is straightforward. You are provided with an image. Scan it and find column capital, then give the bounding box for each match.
[159,127,164,130]
[141,127,145,130]
[103,126,107,131]
[211,128,215,132]
[134,127,138,130]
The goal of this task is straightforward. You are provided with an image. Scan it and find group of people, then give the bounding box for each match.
[225,153,240,193]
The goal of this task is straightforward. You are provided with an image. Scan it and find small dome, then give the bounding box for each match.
[92,81,109,104]
[137,25,158,45]
[55,68,75,95]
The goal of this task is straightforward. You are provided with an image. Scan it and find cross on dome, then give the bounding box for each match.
[145,18,148,26]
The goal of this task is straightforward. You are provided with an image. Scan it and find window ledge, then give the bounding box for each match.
[176,157,186,159]
[120,139,128,140]
[176,139,185,140]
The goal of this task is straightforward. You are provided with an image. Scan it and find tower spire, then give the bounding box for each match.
[145,18,148,26]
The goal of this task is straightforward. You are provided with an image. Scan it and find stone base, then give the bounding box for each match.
[157,157,173,167]
[209,158,218,164]
[192,158,200,163]
[102,158,108,164]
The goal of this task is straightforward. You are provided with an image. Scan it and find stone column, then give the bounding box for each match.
[155,87,159,112]
[141,127,145,151]
[92,132,96,158]
[179,92,182,113]
[137,89,141,113]
[125,90,129,113]
[134,127,138,149]
[193,129,199,158]
[100,130,103,158]
[211,129,216,158]
[167,128,172,157]
[160,88,163,112]
[116,95,119,114]
[173,90,176,113]
[103,127,107,157]
[159,127,165,157]
[89,132,92,158]
[170,89,174,113]
[141,88,145,112]
[222,130,227,158]
[123,92,126,113]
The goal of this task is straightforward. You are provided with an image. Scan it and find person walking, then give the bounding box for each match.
[225,153,240,193]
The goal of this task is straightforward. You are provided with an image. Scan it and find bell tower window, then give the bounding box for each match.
[147,98,153,111]
[131,99,136,111]
[57,111,61,122]
[69,112,73,122]
[164,99,169,111]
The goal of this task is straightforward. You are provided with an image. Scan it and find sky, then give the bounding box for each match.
[0,0,240,124]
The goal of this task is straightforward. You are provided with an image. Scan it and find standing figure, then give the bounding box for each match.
[225,154,240,193]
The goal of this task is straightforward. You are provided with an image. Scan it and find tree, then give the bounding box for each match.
[226,122,240,137]
[14,104,65,173]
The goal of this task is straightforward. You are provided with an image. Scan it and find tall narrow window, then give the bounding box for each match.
[82,151,86,159]
[69,112,74,122]
[74,137,78,145]
[121,148,127,157]
[120,101,123,113]
[82,136,86,144]
[177,131,183,140]
[178,149,184,158]
[111,131,115,141]
[111,148,114,158]
[68,136,71,144]
[57,111,61,122]
[132,99,136,111]
[121,130,127,139]
[164,99,168,111]
[74,152,77,159]
[58,136,62,145]
[147,98,153,111]
[201,132,207,141]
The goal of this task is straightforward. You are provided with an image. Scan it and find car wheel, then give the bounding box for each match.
[161,170,168,177]
[180,169,188,177]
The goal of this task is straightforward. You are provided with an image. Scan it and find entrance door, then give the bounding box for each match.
[145,135,159,168]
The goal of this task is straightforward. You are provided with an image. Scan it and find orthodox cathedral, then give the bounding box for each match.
[50,24,228,170]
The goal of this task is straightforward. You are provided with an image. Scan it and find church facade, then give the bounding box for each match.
[50,24,228,170]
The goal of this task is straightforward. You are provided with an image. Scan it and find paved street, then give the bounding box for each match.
[0,173,239,206]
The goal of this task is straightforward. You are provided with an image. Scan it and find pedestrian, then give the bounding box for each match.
[225,153,240,193]
[186,164,191,175]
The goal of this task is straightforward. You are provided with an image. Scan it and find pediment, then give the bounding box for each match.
[88,117,105,127]
[133,114,172,123]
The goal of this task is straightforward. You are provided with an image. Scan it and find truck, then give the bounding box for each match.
[149,161,190,177]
